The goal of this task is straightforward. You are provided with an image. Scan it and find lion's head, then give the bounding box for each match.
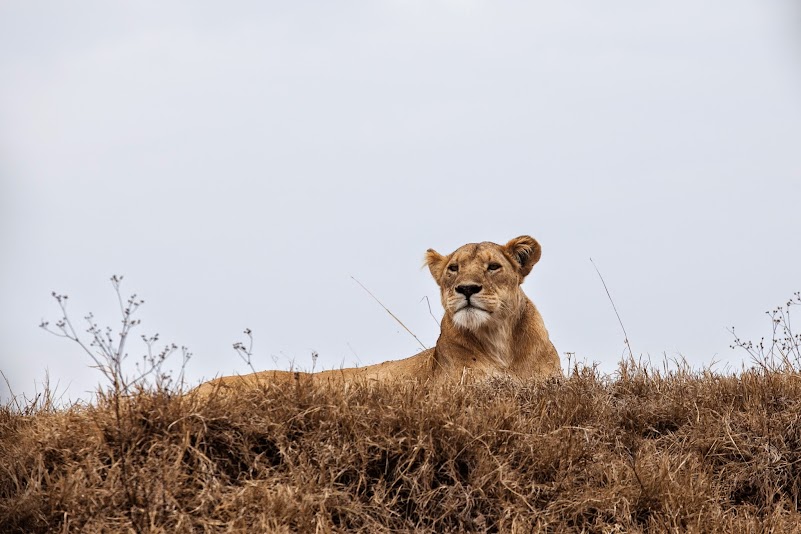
[425,236,541,332]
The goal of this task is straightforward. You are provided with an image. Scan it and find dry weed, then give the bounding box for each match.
[3,364,801,533]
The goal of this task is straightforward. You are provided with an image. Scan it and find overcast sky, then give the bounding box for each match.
[2,1,800,404]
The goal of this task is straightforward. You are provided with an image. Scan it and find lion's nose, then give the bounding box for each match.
[456,284,482,298]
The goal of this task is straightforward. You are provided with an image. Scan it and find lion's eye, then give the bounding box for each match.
[488,263,501,271]
[448,264,459,272]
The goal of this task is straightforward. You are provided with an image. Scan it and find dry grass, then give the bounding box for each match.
[3,360,801,533]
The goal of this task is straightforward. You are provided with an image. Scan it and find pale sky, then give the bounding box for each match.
[2,1,800,403]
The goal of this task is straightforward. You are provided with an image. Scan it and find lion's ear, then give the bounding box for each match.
[425,249,447,281]
[503,235,542,279]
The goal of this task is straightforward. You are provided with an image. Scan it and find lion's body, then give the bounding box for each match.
[193,236,561,397]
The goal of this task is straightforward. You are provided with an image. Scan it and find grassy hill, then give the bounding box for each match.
[3,360,801,533]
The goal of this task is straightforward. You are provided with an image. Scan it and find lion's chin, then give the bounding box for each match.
[452,307,492,331]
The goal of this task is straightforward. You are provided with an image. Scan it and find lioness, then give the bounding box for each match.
[194,235,561,396]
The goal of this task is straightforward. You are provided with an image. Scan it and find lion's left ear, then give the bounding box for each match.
[503,235,542,279]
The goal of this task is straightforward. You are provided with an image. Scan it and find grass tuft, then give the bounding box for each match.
[3,362,801,533]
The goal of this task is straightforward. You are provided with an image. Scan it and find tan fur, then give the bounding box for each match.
[193,235,561,396]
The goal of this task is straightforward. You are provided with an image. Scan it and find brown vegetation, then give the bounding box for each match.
[3,360,801,533]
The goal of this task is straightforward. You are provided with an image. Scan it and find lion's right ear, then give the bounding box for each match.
[425,249,447,281]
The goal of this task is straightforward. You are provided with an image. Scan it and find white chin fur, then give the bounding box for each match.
[453,308,491,330]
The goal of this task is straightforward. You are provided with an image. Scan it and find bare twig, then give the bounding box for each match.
[351,276,428,350]
[1,370,22,413]
[420,295,440,327]
[233,328,258,375]
[351,276,427,351]
[590,258,633,359]
[40,275,188,395]
[730,291,801,370]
